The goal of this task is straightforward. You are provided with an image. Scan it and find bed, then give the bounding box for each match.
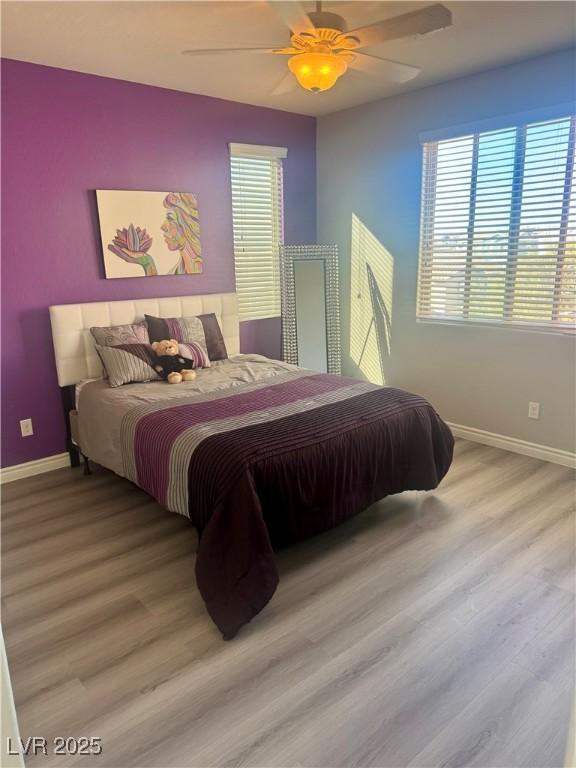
[50,292,454,638]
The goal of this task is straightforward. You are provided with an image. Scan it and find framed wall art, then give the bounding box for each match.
[96,190,202,278]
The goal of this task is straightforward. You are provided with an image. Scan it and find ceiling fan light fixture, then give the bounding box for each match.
[288,51,347,92]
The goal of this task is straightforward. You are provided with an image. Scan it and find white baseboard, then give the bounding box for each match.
[0,453,70,484]
[448,422,576,469]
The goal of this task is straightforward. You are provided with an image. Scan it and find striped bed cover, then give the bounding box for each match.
[120,370,454,638]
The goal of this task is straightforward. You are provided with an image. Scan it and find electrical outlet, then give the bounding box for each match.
[528,402,540,420]
[20,418,33,437]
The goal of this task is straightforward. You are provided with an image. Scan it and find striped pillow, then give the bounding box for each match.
[178,342,210,369]
[95,344,161,388]
[146,313,227,361]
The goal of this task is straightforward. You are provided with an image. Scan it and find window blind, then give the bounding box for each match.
[417,115,575,330]
[230,147,285,321]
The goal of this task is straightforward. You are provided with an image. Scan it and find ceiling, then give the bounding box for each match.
[2,1,574,116]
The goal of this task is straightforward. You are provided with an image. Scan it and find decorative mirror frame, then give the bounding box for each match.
[280,244,341,375]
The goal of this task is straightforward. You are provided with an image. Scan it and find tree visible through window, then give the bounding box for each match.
[417,116,575,329]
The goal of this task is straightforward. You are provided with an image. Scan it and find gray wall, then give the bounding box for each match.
[317,48,576,453]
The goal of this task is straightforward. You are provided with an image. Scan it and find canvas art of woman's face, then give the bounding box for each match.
[99,190,203,277]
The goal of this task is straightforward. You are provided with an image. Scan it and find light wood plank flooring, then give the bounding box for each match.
[2,439,574,768]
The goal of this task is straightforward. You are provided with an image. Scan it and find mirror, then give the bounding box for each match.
[294,260,327,372]
[280,244,341,374]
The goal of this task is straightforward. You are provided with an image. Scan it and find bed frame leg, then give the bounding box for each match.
[62,386,81,469]
[68,440,81,468]
[82,454,92,476]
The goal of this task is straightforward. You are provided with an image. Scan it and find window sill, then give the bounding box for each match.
[416,316,575,337]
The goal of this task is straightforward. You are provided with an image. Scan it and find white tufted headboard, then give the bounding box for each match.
[50,293,239,387]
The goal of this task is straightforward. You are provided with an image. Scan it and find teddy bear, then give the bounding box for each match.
[151,339,197,384]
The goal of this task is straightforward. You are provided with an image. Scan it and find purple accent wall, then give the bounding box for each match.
[1,59,316,468]
[239,317,283,360]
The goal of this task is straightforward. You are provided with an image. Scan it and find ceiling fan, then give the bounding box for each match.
[183,1,453,94]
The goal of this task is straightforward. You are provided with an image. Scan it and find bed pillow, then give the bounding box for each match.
[146,313,227,361]
[178,342,210,369]
[95,343,161,388]
[90,322,149,347]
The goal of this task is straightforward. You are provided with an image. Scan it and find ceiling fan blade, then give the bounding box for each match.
[267,0,316,36]
[349,53,421,83]
[343,4,452,48]
[271,69,297,96]
[273,47,301,55]
[182,47,277,56]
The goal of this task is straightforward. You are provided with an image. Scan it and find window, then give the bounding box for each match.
[229,143,286,321]
[417,116,575,330]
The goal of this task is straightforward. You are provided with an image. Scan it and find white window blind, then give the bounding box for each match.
[417,115,575,330]
[230,145,286,321]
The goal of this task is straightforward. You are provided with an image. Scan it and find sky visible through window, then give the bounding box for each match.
[419,116,575,326]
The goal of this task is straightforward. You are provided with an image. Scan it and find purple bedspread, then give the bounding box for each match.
[121,371,453,637]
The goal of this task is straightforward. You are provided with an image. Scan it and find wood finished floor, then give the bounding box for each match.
[2,439,574,768]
